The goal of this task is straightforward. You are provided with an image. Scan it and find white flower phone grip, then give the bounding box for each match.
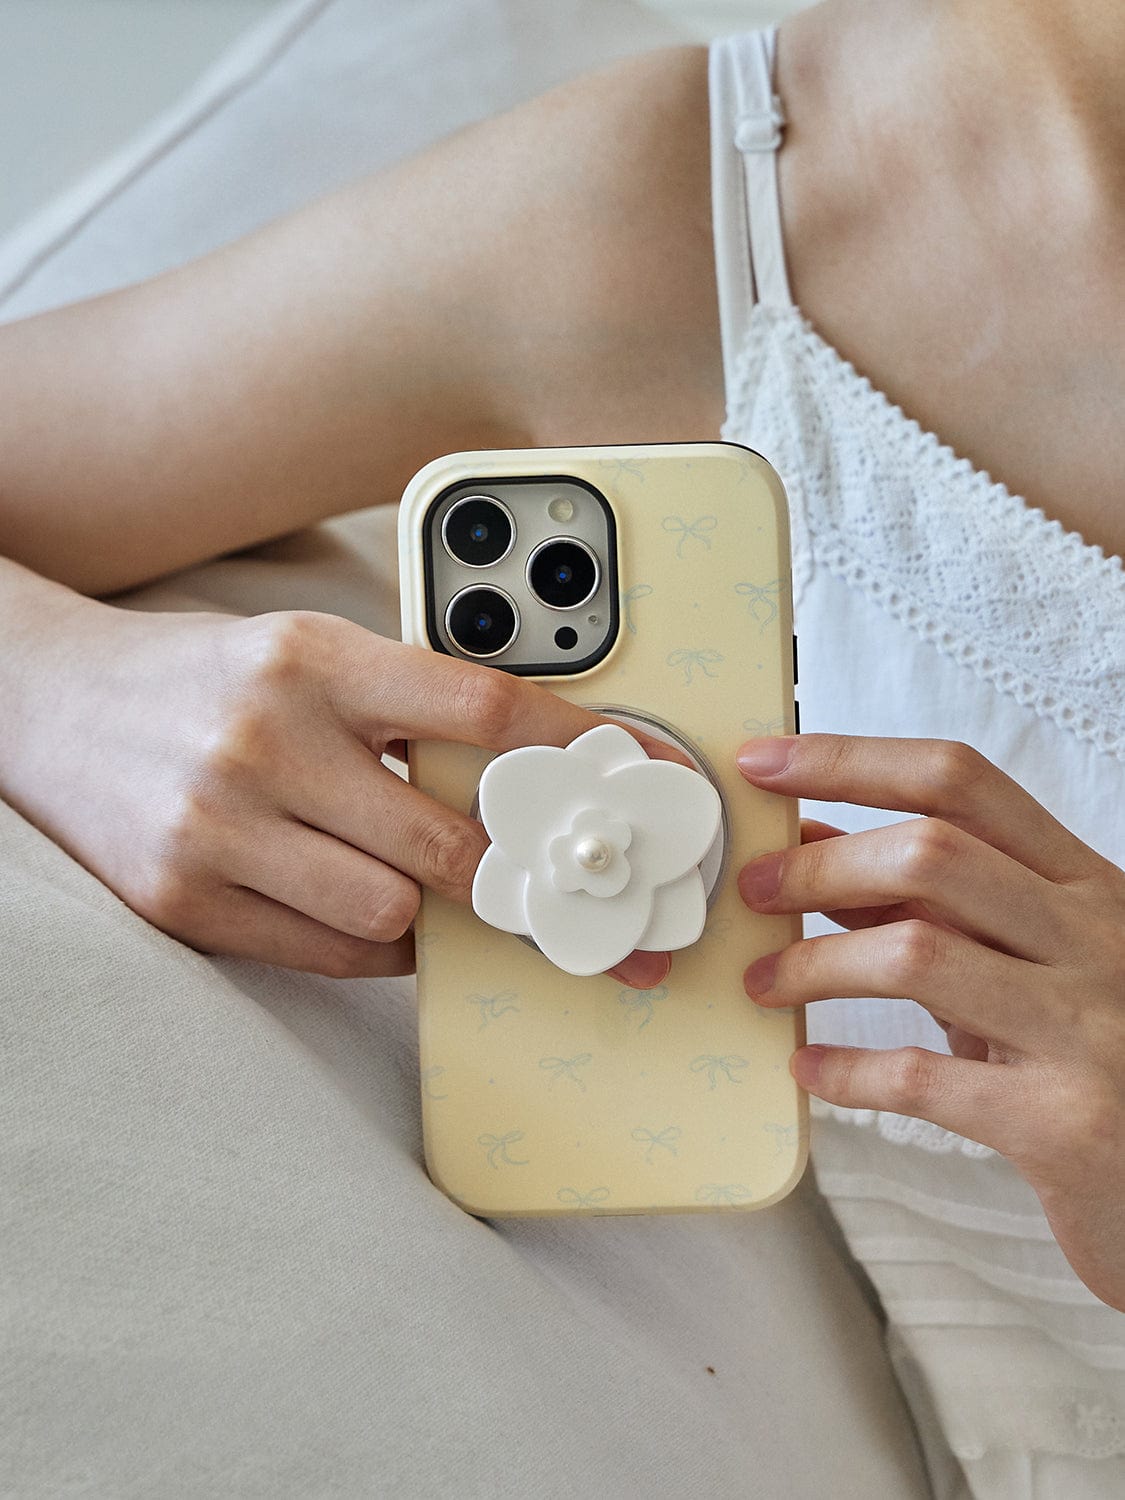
[470,723,724,976]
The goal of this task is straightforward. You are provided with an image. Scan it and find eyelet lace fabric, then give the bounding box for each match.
[721,304,1125,765]
[717,296,1125,1483]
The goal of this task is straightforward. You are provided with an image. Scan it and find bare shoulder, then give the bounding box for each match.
[456,45,724,445]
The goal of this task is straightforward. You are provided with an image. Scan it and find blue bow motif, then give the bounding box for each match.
[742,714,786,735]
[557,1186,611,1208]
[694,1183,753,1206]
[467,990,520,1030]
[667,647,724,684]
[662,514,718,558]
[763,1122,799,1156]
[478,1130,529,1168]
[539,1053,593,1090]
[617,984,669,1030]
[598,456,648,483]
[631,1125,682,1162]
[621,582,654,634]
[420,1065,448,1101]
[735,579,782,630]
[690,1054,749,1090]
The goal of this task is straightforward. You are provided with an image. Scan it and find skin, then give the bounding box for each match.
[0,0,1121,1304]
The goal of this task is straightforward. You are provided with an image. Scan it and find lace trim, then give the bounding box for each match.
[948,1394,1125,1464]
[810,1095,998,1160]
[721,304,1125,765]
[886,1327,1125,1463]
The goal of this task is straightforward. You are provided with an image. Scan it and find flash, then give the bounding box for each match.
[547,496,575,524]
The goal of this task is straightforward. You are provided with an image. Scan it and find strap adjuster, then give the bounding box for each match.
[734,98,786,153]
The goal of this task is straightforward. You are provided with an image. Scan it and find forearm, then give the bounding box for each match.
[0,44,715,598]
[0,145,526,597]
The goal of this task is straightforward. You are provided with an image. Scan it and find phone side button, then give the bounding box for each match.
[794,700,800,734]
[792,632,799,685]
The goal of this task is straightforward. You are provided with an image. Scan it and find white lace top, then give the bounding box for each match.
[710,28,1125,1495]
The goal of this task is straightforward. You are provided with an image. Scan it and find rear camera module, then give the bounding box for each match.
[527,538,599,611]
[441,495,515,568]
[445,586,519,659]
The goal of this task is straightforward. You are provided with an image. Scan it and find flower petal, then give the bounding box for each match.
[636,869,707,951]
[525,877,652,977]
[578,851,632,899]
[606,762,723,885]
[566,723,648,776]
[471,845,530,935]
[477,747,600,870]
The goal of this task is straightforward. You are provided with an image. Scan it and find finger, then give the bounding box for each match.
[189,886,415,978]
[228,819,420,942]
[744,919,1045,1051]
[788,1042,1028,1160]
[798,818,958,931]
[800,817,848,843]
[286,742,671,985]
[286,740,489,902]
[348,639,693,764]
[738,733,1100,884]
[739,816,1076,962]
[609,950,673,989]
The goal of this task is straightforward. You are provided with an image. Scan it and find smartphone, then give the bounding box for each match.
[398,441,805,1217]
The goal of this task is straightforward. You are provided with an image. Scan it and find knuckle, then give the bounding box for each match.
[245,610,331,689]
[455,668,523,746]
[927,739,989,803]
[1050,1070,1121,1156]
[883,1047,939,1111]
[362,881,421,942]
[784,935,820,988]
[133,864,199,935]
[417,817,488,898]
[882,919,942,993]
[895,818,962,888]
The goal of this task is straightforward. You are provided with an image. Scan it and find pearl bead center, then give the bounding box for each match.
[574,836,612,873]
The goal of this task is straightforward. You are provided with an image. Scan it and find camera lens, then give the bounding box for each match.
[441,495,514,567]
[445,586,519,658]
[526,538,599,610]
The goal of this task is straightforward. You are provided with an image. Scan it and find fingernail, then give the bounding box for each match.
[609,950,671,989]
[738,854,783,907]
[743,950,780,996]
[791,1044,829,1089]
[737,737,797,778]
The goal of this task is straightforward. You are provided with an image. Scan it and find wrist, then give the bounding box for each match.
[0,556,122,807]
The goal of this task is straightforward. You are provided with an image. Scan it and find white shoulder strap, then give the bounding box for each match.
[709,27,792,397]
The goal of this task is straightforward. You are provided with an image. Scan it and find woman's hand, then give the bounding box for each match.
[0,584,669,988]
[736,732,1125,1312]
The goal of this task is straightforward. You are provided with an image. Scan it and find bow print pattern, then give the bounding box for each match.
[557,1187,611,1208]
[478,1130,529,1168]
[694,1183,753,1206]
[763,1122,799,1156]
[617,984,669,1030]
[735,579,782,631]
[690,1054,749,1089]
[632,1125,682,1162]
[621,582,653,634]
[539,1054,592,1090]
[662,514,717,558]
[597,456,648,483]
[467,990,520,1030]
[667,648,724,684]
[420,1065,448,1101]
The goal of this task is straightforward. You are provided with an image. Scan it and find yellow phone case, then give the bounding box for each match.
[398,441,805,1217]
